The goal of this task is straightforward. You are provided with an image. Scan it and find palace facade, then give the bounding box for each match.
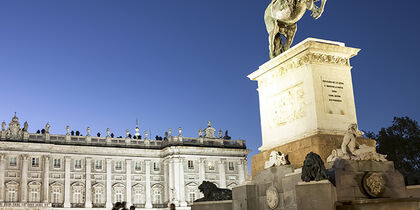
[0,115,249,210]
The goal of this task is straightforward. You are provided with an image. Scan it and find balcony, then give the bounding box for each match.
[92,203,106,208]
[52,203,64,208]
[71,203,84,208]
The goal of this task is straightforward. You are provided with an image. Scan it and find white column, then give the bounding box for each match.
[64,157,71,208]
[198,159,205,198]
[43,156,50,203]
[163,161,169,203]
[85,158,92,208]
[173,159,180,205]
[105,159,112,209]
[218,159,226,188]
[178,158,187,207]
[199,159,205,184]
[125,159,132,207]
[21,155,29,203]
[168,158,175,205]
[145,160,152,209]
[244,159,248,181]
[0,154,5,202]
[238,160,245,184]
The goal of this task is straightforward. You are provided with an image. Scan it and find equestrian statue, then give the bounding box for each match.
[265,0,327,59]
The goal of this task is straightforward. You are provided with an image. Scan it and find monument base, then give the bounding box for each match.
[251,134,375,178]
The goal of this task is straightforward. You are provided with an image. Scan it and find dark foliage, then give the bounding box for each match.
[370,116,420,185]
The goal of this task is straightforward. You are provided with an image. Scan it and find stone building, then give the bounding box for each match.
[0,114,249,209]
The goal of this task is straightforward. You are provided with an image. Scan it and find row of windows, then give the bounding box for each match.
[187,160,235,171]
[8,157,236,171]
[5,186,164,204]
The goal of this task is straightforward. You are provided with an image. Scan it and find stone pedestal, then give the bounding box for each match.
[296,180,337,210]
[248,38,375,178]
[333,159,407,201]
[251,134,374,178]
[232,165,301,210]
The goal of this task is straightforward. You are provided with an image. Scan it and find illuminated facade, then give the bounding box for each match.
[0,115,249,210]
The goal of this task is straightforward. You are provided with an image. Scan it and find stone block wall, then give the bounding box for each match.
[251,134,375,178]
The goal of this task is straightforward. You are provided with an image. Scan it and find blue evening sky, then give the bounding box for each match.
[0,1,419,167]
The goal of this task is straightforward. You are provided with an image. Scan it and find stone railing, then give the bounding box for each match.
[0,133,246,150]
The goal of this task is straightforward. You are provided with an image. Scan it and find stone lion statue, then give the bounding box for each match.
[327,123,387,162]
[264,151,289,169]
[301,152,328,182]
[195,181,232,202]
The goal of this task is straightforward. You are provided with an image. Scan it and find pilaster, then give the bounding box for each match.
[218,159,226,188]
[198,159,205,198]
[238,159,245,184]
[178,158,187,207]
[173,158,180,205]
[168,158,176,206]
[126,159,132,207]
[164,160,169,203]
[145,160,152,209]
[85,158,92,208]
[64,157,71,208]
[43,156,50,203]
[0,154,5,202]
[106,159,112,209]
[20,154,29,203]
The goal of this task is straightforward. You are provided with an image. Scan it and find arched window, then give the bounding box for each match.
[151,184,163,204]
[28,181,41,202]
[92,183,105,204]
[153,190,161,204]
[186,182,199,204]
[71,182,85,204]
[50,182,64,204]
[5,181,19,202]
[112,183,125,203]
[132,184,145,204]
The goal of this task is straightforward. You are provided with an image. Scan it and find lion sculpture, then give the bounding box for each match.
[264,151,289,169]
[194,181,232,202]
[301,152,328,182]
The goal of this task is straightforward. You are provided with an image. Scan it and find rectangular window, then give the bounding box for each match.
[94,189,102,204]
[188,160,194,169]
[208,161,215,171]
[115,161,122,170]
[135,162,141,171]
[189,191,196,203]
[75,160,82,169]
[115,190,123,202]
[32,157,39,167]
[7,188,17,202]
[228,162,235,171]
[153,162,160,171]
[52,188,60,203]
[95,160,102,170]
[74,189,82,203]
[53,159,61,168]
[9,157,17,166]
[29,188,39,202]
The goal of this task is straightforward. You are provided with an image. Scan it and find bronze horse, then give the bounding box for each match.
[265,0,327,59]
